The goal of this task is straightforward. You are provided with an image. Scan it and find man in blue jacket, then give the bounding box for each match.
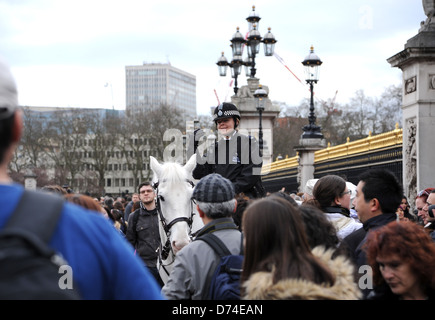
[0,57,163,300]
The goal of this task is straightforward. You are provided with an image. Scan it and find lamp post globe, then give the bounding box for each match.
[254,84,268,154]
[216,6,277,92]
[301,46,323,139]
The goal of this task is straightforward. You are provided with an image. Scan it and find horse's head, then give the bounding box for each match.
[150,154,197,255]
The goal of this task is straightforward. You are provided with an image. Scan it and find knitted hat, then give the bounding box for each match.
[0,57,18,120]
[192,173,235,203]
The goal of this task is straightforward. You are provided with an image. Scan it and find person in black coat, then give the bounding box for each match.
[339,168,403,298]
[192,102,265,199]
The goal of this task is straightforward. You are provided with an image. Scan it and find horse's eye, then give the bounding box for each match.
[159,195,165,202]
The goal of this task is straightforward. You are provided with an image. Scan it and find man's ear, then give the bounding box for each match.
[197,205,204,218]
[371,198,381,212]
[12,110,23,143]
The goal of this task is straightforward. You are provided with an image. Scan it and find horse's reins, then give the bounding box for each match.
[153,180,197,275]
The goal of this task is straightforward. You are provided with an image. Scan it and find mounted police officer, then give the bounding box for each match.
[192,102,265,199]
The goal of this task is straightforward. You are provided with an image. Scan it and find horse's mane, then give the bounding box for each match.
[159,162,189,185]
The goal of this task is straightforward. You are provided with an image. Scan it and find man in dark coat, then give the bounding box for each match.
[339,168,402,298]
[126,182,163,287]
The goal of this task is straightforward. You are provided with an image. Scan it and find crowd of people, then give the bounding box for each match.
[2,56,435,301]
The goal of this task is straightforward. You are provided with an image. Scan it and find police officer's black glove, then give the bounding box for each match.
[193,129,203,154]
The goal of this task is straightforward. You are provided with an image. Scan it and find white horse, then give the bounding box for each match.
[149,154,204,284]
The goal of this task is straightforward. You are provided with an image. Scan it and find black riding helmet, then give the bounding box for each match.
[213,102,241,128]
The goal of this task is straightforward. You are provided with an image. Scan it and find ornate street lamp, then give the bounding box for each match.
[254,84,268,154]
[263,28,277,57]
[217,51,229,77]
[301,46,323,139]
[245,24,277,77]
[246,5,261,31]
[217,6,277,92]
[216,51,244,95]
[230,27,245,57]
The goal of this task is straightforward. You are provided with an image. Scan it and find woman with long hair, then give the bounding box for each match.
[241,197,361,300]
[311,175,362,243]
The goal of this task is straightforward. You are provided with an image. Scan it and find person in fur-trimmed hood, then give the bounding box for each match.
[241,197,361,300]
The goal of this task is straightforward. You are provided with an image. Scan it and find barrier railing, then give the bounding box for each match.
[262,124,403,175]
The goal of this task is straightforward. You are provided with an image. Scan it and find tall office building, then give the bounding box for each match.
[125,63,197,119]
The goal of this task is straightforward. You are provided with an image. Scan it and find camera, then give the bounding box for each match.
[428,204,435,218]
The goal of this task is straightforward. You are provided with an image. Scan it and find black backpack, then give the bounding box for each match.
[197,233,243,300]
[0,190,81,300]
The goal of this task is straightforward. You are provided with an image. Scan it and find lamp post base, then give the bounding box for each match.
[301,124,323,139]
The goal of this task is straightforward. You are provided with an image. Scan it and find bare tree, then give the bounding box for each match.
[119,109,151,191]
[83,109,119,195]
[375,85,402,132]
[41,109,88,189]
[346,89,374,139]
[145,103,184,162]
[20,108,46,168]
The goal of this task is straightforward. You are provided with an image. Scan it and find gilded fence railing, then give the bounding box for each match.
[262,124,403,175]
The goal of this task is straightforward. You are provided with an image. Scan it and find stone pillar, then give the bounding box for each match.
[231,77,280,168]
[387,0,435,201]
[294,138,326,193]
[24,168,37,190]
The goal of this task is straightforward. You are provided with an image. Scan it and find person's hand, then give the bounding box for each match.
[193,129,203,153]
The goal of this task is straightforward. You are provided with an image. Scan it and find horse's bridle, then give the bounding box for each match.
[153,180,197,262]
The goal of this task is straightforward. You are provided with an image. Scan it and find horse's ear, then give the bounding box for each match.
[184,154,196,174]
[150,156,163,178]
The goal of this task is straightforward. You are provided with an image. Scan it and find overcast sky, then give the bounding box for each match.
[0,0,426,115]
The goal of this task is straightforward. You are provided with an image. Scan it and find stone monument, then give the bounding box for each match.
[387,0,435,201]
[231,77,280,168]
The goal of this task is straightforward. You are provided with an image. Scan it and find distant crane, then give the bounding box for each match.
[324,90,341,116]
[274,52,341,116]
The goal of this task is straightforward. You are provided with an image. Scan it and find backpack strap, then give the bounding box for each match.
[131,208,140,231]
[197,233,232,258]
[4,190,65,244]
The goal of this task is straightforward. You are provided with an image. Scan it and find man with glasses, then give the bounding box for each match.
[416,188,434,226]
[422,189,435,241]
[126,182,164,287]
